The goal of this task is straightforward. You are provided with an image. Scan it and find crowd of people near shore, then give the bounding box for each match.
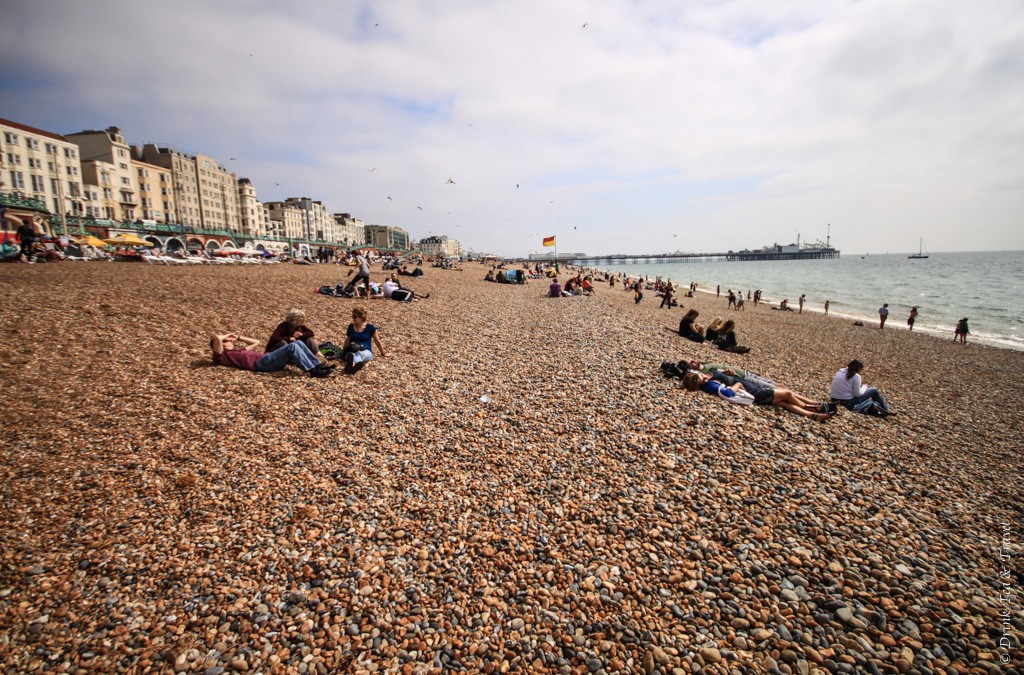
[199,253,972,399]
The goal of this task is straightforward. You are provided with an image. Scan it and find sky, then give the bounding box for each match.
[2,0,1022,257]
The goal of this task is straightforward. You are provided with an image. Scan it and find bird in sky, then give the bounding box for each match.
[368,168,376,172]
[445,178,455,184]
[386,196,392,201]
[515,184,519,188]
[673,234,678,238]
[417,206,423,210]
[229,157,237,161]
[581,22,588,29]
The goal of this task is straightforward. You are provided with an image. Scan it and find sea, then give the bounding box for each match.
[588,250,1024,352]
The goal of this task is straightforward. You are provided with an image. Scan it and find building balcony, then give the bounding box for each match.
[0,191,49,212]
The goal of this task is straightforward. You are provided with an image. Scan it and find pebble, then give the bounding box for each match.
[0,263,1020,672]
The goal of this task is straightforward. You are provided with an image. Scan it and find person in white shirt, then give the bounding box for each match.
[382,273,428,302]
[830,359,895,417]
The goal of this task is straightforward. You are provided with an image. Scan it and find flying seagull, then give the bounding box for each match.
[516,184,519,188]
[368,168,376,172]
[581,22,588,29]
[445,178,455,184]
[386,196,392,201]
[229,157,237,161]
[417,206,423,210]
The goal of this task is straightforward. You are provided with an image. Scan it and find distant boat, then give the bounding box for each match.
[908,238,929,259]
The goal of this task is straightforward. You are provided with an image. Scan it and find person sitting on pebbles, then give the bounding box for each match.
[829,359,896,417]
[211,333,335,377]
[342,306,386,374]
[265,309,321,357]
[682,370,837,422]
[713,319,751,354]
[664,309,704,343]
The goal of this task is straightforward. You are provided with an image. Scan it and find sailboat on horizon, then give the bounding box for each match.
[908,237,929,259]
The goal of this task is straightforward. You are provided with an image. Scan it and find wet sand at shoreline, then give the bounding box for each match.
[1,261,1021,672]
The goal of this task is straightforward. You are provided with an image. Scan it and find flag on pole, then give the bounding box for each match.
[543,236,555,247]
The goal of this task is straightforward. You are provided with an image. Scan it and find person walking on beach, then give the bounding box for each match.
[716,285,720,298]
[634,281,643,304]
[824,300,830,315]
[16,220,38,263]
[342,306,386,374]
[799,294,806,313]
[727,289,736,309]
[211,333,335,377]
[660,281,674,309]
[346,251,371,294]
[907,307,918,331]
[878,303,889,329]
[954,317,969,344]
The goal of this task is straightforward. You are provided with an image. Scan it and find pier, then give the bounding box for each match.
[522,248,840,265]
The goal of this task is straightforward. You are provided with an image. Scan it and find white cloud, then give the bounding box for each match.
[1,0,1021,254]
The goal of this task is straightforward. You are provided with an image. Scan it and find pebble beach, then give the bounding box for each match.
[0,261,1021,674]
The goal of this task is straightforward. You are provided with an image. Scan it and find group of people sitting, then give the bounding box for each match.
[549,273,596,297]
[671,309,751,354]
[485,268,526,284]
[212,307,385,378]
[320,270,429,301]
[662,357,895,422]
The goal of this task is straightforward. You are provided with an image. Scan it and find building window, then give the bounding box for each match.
[9,171,24,189]
[64,148,76,159]
[30,174,45,192]
[3,132,18,144]
[27,157,42,169]
[6,153,20,164]
[44,143,56,154]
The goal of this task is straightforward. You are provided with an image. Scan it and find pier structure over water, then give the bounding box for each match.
[521,248,840,265]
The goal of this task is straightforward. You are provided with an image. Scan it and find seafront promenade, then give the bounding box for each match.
[0,262,1021,672]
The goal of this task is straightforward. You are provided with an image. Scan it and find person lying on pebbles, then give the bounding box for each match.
[382,273,429,302]
[682,370,837,422]
[211,333,335,378]
[662,360,776,387]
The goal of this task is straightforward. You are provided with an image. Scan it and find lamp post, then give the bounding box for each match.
[51,146,68,236]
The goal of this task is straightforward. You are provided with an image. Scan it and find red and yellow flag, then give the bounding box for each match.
[543,236,556,247]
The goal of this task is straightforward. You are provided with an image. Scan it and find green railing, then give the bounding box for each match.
[0,192,49,211]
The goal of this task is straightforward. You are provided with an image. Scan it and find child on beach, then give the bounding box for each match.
[634,282,643,304]
[342,306,386,374]
[955,318,969,344]
[908,307,918,331]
